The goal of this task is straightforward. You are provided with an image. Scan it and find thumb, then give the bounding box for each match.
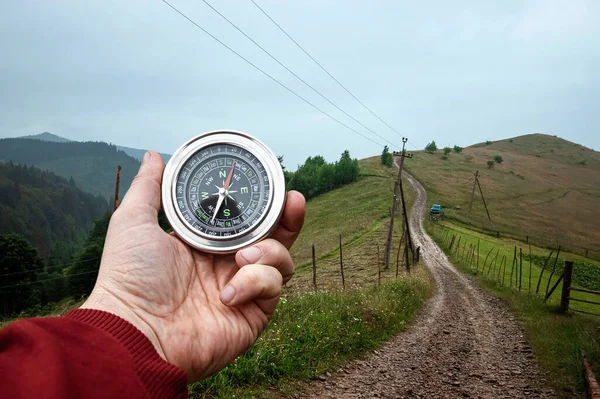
[118,151,165,217]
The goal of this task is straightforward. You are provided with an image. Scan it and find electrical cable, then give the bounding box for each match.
[249,0,404,138]
[160,0,387,148]
[201,0,397,148]
[0,270,99,290]
[0,257,102,278]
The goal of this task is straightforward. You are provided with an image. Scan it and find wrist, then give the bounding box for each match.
[80,289,167,361]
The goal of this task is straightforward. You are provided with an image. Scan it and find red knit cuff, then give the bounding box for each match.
[65,309,188,399]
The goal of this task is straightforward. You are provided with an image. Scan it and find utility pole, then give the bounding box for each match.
[468,169,491,221]
[476,177,491,221]
[384,138,412,270]
[113,165,122,212]
[469,170,479,212]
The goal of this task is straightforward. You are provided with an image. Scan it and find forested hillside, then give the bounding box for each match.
[0,162,109,263]
[0,137,141,199]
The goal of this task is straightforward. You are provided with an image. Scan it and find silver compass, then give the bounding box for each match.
[161,130,286,254]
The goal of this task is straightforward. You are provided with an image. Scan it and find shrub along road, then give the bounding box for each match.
[298,170,556,398]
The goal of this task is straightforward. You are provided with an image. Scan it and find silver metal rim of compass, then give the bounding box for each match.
[161,129,286,254]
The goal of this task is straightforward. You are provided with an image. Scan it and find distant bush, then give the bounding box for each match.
[380,145,393,167]
[425,141,438,154]
[494,155,503,164]
[441,154,448,161]
[509,139,514,143]
[464,155,473,162]
[443,147,452,155]
[487,160,494,168]
[485,140,492,145]
[453,145,463,153]
[579,159,588,165]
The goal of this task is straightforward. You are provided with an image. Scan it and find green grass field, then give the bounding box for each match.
[426,219,600,396]
[405,134,600,258]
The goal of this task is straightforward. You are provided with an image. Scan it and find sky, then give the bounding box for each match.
[1,0,599,169]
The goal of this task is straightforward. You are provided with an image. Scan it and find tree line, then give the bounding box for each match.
[282,150,360,200]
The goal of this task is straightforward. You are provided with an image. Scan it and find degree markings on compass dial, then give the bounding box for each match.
[175,143,271,238]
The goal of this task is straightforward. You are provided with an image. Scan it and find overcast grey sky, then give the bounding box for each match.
[1,0,598,168]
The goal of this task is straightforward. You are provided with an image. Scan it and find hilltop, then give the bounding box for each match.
[404,133,600,257]
[0,137,141,199]
[21,132,172,163]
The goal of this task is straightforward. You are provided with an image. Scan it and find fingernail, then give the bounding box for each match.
[142,151,151,164]
[240,246,262,264]
[220,285,236,304]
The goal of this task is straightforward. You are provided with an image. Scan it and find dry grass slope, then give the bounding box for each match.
[404,134,600,257]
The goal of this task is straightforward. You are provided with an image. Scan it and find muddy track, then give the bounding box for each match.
[298,171,555,399]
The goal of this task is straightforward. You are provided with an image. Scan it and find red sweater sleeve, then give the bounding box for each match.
[0,309,188,399]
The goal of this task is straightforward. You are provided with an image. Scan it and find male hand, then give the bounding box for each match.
[81,151,305,382]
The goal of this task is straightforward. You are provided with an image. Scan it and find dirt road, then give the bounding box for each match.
[299,172,556,398]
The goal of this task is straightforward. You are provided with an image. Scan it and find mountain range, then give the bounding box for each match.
[0,132,172,200]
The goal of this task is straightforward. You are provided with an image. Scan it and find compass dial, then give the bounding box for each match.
[162,130,286,254]
[175,143,270,238]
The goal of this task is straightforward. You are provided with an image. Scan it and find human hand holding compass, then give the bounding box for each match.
[80,150,305,382]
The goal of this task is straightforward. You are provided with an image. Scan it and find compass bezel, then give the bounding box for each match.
[162,130,286,254]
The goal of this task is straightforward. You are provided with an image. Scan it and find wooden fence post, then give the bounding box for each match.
[545,246,562,298]
[477,239,480,271]
[536,250,554,295]
[377,245,381,288]
[312,244,317,291]
[501,255,507,286]
[519,247,523,292]
[396,231,404,280]
[560,261,574,311]
[339,234,345,290]
[481,247,494,274]
[510,247,517,287]
[528,243,532,293]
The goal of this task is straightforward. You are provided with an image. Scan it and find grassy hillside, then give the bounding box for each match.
[404,134,600,258]
[287,156,415,291]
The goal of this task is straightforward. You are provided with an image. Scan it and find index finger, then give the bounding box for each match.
[271,191,305,250]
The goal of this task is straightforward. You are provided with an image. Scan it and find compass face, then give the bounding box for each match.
[175,143,271,238]
[163,130,286,254]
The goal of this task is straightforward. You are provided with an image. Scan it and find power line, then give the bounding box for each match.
[201,0,397,148]
[160,0,386,149]
[249,0,403,138]
[0,270,99,290]
[0,257,102,278]
[406,140,420,151]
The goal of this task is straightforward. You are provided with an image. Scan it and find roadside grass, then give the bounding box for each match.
[404,133,600,257]
[189,267,433,398]
[426,220,600,397]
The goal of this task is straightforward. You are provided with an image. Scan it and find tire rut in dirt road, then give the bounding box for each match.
[298,171,555,399]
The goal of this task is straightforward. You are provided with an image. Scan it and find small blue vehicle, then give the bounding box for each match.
[429,204,444,221]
